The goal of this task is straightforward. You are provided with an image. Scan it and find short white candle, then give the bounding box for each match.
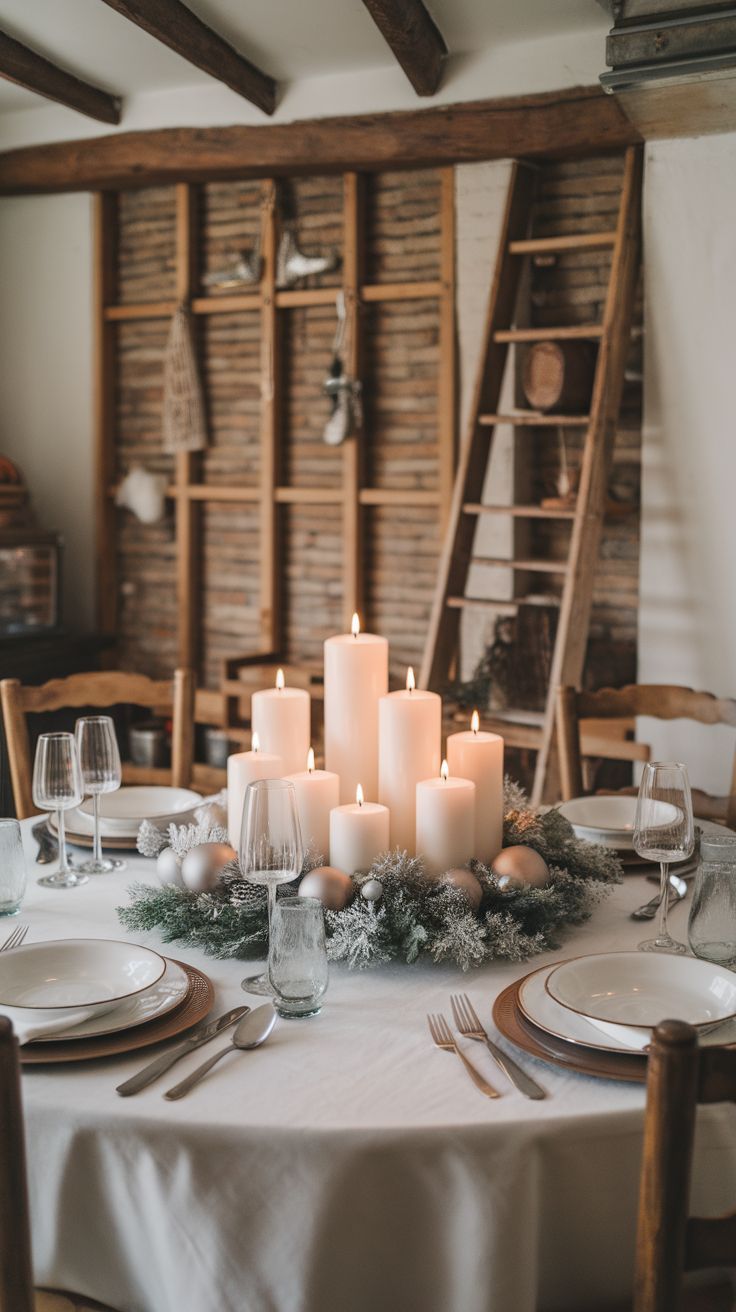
[446,710,504,863]
[330,784,390,876]
[284,748,340,864]
[378,666,441,855]
[416,761,476,878]
[251,667,311,776]
[226,733,283,848]
[324,613,389,804]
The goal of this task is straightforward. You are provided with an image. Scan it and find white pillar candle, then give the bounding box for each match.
[446,710,504,863]
[324,613,389,804]
[416,761,476,878]
[251,667,311,776]
[284,748,340,864]
[226,733,283,848]
[378,666,441,854]
[330,784,390,876]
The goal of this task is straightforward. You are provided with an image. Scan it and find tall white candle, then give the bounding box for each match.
[251,668,311,776]
[226,733,283,848]
[284,748,340,864]
[416,761,476,878]
[446,710,504,863]
[330,784,390,876]
[324,613,389,804]
[378,666,441,855]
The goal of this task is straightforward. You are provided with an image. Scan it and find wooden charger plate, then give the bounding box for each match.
[48,820,140,852]
[492,972,646,1084]
[21,960,214,1065]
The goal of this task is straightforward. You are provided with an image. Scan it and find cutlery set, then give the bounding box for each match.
[428,992,547,1100]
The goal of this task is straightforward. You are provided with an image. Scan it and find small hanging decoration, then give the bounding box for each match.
[201,238,262,291]
[115,466,167,524]
[323,291,363,446]
[162,303,207,453]
[276,223,340,288]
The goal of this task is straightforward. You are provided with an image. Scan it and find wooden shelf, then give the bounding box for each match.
[275,486,344,504]
[472,556,569,573]
[275,287,339,308]
[105,301,176,321]
[478,412,589,427]
[192,293,260,314]
[494,324,604,343]
[508,232,617,255]
[447,594,561,611]
[463,502,576,520]
[103,278,445,323]
[359,488,441,507]
[361,280,442,302]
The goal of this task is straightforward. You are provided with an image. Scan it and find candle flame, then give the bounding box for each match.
[351,612,360,638]
[276,667,285,691]
[406,666,415,693]
[307,747,315,774]
[356,784,364,807]
[471,709,480,735]
[441,760,449,782]
[252,731,260,753]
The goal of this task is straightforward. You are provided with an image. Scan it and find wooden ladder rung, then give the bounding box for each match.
[508,232,617,256]
[473,556,568,574]
[447,594,561,611]
[478,412,589,427]
[494,325,604,343]
[463,502,576,520]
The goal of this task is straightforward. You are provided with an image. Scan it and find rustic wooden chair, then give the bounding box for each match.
[556,685,736,827]
[633,1019,736,1312]
[0,1018,121,1312]
[0,669,195,820]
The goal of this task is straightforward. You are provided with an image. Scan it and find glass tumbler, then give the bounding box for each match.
[268,896,329,1018]
[688,833,736,967]
[0,819,26,915]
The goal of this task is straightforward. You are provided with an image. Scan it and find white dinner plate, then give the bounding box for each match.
[546,951,736,1030]
[75,786,201,836]
[0,939,166,1016]
[518,961,736,1054]
[557,796,679,850]
[34,957,189,1042]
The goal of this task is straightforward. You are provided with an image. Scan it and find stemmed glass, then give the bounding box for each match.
[32,732,87,889]
[240,779,303,997]
[634,761,694,954]
[75,716,125,875]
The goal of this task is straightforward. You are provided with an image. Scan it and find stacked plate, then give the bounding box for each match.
[494,951,736,1081]
[49,785,202,850]
[0,938,213,1064]
[557,795,697,873]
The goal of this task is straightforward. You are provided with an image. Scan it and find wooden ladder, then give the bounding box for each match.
[420,145,643,805]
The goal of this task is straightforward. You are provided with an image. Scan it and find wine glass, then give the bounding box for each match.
[634,761,694,954]
[240,779,303,996]
[32,732,87,889]
[75,716,125,875]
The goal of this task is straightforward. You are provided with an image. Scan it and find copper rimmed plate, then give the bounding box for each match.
[21,960,213,1064]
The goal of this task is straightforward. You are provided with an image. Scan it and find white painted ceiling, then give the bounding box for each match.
[0,0,606,115]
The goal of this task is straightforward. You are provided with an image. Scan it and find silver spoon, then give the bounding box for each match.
[631,874,689,921]
[164,1004,277,1100]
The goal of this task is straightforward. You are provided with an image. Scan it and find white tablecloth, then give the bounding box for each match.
[14,823,736,1312]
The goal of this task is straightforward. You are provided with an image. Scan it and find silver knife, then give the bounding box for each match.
[115,1006,249,1096]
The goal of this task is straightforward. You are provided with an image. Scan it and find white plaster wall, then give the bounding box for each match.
[0,193,95,631]
[639,133,736,796]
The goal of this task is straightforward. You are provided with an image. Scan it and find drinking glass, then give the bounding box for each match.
[634,761,694,953]
[268,897,328,1018]
[32,732,87,889]
[240,779,303,996]
[75,716,125,874]
[0,819,27,915]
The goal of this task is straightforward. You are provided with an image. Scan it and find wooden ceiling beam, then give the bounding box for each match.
[98,0,276,116]
[361,0,447,96]
[0,28,121,124]
[0,87,641,196]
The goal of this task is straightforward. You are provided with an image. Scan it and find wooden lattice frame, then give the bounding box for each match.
[94,172,456,681]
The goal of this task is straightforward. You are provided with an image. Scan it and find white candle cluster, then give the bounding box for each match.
[226,615,504,877]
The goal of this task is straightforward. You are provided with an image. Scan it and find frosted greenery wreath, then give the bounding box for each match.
[118,781,622,972]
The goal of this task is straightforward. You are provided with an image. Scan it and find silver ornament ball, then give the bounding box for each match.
[360,878,384,904]
[156,846,184,888]
[492,845,549,891]
[441,867,483,912]
[181,842,237,893]
[299,866,355,911]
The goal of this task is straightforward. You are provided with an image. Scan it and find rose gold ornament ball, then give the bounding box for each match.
[299,866,355,911]
[491,845,549,890]
[441,868,483,912]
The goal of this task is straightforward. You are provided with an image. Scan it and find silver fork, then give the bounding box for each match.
[451,993,547,1100]
[0,924,27,952]
[427,1012,500,1099]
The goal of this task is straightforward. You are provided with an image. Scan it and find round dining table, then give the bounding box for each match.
[14,820,736,1312]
